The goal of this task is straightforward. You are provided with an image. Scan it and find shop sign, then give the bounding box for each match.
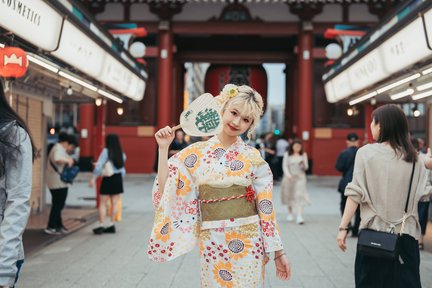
[98,56,131,95]
[0,47,28,78]
[379,18,432,74]
[347,49,388,92]
[423,8,432,50]
[51,20,106,78]
[324,81,336,103]
[331,72,352,101]
[0,0,62,51]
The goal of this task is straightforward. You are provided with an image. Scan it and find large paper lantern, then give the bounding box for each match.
[204,64,268,112]
[0,47,29,78]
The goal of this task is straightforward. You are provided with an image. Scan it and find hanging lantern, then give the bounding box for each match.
[0,47,29,78]
[204,64,268,112]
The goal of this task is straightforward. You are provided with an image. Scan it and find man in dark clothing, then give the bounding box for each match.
[335,132,361,236]
[168,130,189,158]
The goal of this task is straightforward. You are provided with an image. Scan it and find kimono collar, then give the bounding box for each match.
[209,135,244,151]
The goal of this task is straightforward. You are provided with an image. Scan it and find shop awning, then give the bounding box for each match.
[0,0,147,102]
[322,0,432,105]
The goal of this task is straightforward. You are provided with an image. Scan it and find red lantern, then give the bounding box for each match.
[204,64,268,112]
[0,47,29,78]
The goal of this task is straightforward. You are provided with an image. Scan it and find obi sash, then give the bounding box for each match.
[199,185,258,222]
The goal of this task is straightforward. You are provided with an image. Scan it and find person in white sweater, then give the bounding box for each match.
[336,104,430,288]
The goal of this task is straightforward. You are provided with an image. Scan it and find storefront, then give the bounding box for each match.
[0,0,147,212]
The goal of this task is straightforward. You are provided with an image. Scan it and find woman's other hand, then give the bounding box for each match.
[336,230,348,252]
[155,126,175,150]
[275,254,291,281]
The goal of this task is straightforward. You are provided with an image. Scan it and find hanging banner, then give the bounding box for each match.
[0,0,63,51]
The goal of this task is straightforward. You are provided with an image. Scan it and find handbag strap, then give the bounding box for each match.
[404,161,416,213]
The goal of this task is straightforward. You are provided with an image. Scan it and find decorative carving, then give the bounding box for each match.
[78,1,106,15]
[149,3,184,21]
[218,3,255,22]
[288,3,323,22]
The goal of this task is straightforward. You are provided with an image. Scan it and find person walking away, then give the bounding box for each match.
[335,133,361,236]
[149,84,291,286]
[274,135,289,181]
[89,134,126,234]
[45,133,75,235]
[280,139,311,224]
[0,79,37,288]
[411,138,432,250]
[337,104,431,288]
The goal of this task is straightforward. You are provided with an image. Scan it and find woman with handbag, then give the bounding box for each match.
[89,134,126,234]
[336,104,430,288]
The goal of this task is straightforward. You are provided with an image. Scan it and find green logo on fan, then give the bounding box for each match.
[195,108,220,133]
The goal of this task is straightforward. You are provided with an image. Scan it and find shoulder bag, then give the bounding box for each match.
[101,160,114,177]
[357,161,416,260]
[49,159,80,184]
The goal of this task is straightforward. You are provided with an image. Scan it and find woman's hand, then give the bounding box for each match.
[336,230,348,252]
[88,178,96,188]
[155,126,175,150]
[275,254,291,281]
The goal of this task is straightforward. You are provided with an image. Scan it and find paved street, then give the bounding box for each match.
[19,175,432,288]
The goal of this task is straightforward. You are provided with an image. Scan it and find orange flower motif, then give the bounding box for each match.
[225,231,251,260]
[154,217,172,243]
[226,154,251,177]
[178,145,204,174]
[213,261,234,288]
[176,172,192,196]
[256,191,274,221]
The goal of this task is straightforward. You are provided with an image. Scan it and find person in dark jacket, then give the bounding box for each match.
[335,133,361,236]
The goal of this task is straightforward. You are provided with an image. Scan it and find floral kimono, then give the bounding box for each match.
[148,136,284,287]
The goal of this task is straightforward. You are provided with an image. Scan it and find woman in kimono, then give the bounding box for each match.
[280,139,311,225]
[149,84,291,287]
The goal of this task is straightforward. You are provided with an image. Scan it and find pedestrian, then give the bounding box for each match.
[89,134,126,234]
[280,139,311,224]
[264,132,276,176]
[274,135,289,181]
[335,133,361,236]
[255,134,266,159]
[337,104,430,288]
[0,80,37,288]
[149,84,291,286]
[45,132,75,235]
[411,137,432,250]
[168,129,189,158]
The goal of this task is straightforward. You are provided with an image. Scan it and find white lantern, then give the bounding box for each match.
[325,43,342,60]
[129,42,146,58]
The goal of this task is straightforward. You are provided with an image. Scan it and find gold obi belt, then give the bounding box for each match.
[199,185,258,222]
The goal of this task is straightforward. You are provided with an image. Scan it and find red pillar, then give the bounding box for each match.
[157,22,174,128]
[78,104,94,158]
[297,25,313,154]
[364,103,374,144]
[94,102,106,208]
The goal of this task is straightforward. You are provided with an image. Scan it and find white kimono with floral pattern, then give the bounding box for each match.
[148,136,284,287]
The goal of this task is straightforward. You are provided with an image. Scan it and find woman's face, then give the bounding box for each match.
[370,119,380,141]
[292,143,302,153]
[221,106,252,137]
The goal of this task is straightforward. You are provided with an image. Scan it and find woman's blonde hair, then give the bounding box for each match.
[219,84,264,140]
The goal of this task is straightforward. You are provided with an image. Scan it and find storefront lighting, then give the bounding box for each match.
[422,67,432,75]
[376,73,421,94]
[0,43,4,48]
[27,54,59,74]
[58,71,98,92]
[416,82,432,92]
[97,89,123,104]
[117,107,124,116]
[412,89,432,100]
[95,98,103,106]
[349,91,377,106]
[390,88,414,100]
[412,104,421,117]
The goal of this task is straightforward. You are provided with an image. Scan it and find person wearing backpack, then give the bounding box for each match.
[45,133,75,235]
[0,80,37,288]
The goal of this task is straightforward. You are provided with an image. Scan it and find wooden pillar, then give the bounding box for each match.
[297,23,314,154]
[364,103,374,144]
[94,102,106,208]
[78,104,94,158]
[157,21,174,128]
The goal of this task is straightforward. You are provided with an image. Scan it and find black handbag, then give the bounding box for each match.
[357,161,415,260]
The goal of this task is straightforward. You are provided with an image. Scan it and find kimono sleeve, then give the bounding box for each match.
[252,154,284,253]
[148,152,200,263]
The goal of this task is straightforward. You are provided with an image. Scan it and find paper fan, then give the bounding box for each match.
[173,93,222,137]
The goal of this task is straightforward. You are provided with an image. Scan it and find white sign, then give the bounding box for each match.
[324,81,336,103]
[380,18,432,74]
[347,49,389,92]
[331,72,352,101]
[0,0,63,51]
[423,8,432,50]
[52,20,106,78]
